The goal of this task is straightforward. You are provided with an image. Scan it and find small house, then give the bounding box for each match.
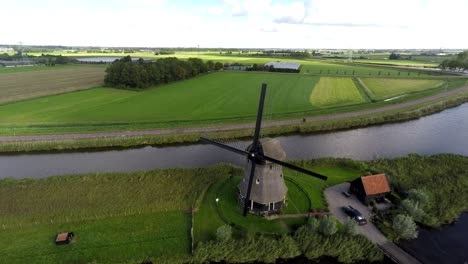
[349,174,391,204]
[55,232,74,245]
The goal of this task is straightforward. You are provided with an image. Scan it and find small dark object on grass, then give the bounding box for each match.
[55,232,74,245]
[302,118,306,122]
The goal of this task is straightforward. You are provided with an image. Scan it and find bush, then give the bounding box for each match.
[318,215,338,236]
[392,214,418,241]
[343,218,358,236]
[193,235,300,263]
[401,199,426,222]
[216,225,232,242]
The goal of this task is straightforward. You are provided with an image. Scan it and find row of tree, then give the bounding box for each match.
[193,216,383,263]
[0,52,74,66]
[439,50,468,71]
[104,56,223,89]
[246,63,301,73]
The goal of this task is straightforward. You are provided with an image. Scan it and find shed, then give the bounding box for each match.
[55,232,74,245]
[349,174,391,204]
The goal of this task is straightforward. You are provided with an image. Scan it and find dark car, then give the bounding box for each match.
[343,205,367,225]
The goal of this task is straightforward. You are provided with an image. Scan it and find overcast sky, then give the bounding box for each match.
[1,0,467,49]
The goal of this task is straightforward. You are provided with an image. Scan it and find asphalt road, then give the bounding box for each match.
[0,86,466,143]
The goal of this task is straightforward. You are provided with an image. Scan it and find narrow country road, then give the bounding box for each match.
[0,86,467,143]
[325,183,422,264]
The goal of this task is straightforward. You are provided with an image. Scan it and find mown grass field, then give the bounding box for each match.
[0,71,320,125]
[352,59,438,67]
[194,164,362,243]
[0,65,105,104]
[0,165,231,263]
[310,77,366,107]
[360,78,446,100]
[0,70,464,136]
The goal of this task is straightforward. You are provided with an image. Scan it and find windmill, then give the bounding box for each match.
[200,83,328,216]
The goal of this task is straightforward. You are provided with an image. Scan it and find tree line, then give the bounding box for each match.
[440,50,468,71]
[104,56,223,89]
[193,216,383,263]
[246,63,301,73]
[0,52,75,66]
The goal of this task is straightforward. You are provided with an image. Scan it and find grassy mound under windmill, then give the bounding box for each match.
[193,164,362,243]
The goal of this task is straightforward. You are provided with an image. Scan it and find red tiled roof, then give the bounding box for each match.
[361,174,391,195]
[56,232,69,242]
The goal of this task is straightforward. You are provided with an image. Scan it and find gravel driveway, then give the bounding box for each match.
[325,183,421,264]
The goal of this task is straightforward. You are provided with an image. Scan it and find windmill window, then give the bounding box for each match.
[280,174,283,178]
[256,179,260,184]
[270,164,272,169]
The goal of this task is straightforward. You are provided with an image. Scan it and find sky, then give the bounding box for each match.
[1,0,467,49]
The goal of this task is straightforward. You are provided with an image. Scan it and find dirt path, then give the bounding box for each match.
[0,86,467,143]
[325,183,422,264]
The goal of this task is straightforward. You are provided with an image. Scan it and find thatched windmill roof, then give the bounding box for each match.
[239,138,287,204]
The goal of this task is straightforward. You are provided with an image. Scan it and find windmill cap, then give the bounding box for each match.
[247,138,286,160]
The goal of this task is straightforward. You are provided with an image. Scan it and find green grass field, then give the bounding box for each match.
[0,70,464,136]
[0,65,105,104]
[0,165,232,263]
[310,77,367,107]
[360,78,446,100]
[352,59,438,67]
[0,71,320,125]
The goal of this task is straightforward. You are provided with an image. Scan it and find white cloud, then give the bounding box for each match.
[271,2,306,23]
[0,0,467,49]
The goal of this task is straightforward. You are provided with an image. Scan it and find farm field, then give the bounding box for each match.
[0,66,105,104]
[310,77,366,107]
[360,78,446,100]
[0,71,320,125]
[0,70,463,136]
[352,59,438,67]
[28,51,432,76]
[0,165,231,263]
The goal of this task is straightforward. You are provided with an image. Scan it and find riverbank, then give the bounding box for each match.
[0,88,467,154]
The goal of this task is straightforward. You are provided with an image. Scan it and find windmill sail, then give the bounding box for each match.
[200,83,327,216]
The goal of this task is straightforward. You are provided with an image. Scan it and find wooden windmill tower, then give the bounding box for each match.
[200,84,327,216]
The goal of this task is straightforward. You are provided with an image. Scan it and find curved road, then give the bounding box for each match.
[0,86,467,142]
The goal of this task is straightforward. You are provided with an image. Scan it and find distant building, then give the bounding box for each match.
[264,61,301,72]
[0,60,36,67]
[349,174,391,204]
[0,47,14,52]
[225,65,251,71]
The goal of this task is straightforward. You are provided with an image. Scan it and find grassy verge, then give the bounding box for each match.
[0,164,236,263]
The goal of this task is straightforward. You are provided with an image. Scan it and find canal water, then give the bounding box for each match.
[1,103,467,179]
[0,103,467,264]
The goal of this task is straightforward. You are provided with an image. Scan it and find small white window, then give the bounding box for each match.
[256,179,260,184]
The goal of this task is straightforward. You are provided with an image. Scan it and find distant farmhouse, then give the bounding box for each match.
[349,174,391,204]
[264,61,301,73]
